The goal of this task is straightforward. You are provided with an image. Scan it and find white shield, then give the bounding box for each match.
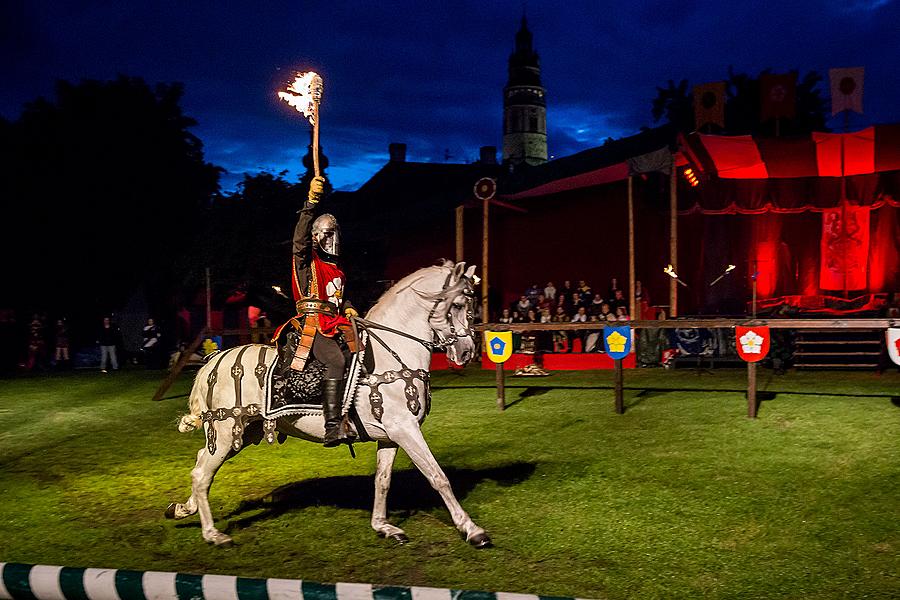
[886,328,900,366]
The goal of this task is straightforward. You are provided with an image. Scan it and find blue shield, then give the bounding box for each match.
[603,325,632,359]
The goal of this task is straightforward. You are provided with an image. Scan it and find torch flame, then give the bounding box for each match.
[277,71,322,125]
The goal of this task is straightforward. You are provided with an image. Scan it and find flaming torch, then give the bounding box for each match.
[278,71,324,177]
[663,264,689,287]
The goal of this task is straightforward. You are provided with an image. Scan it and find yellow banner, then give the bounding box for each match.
[484,331,513,363]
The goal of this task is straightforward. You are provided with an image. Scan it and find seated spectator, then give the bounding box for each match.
[525,284,541,305]
[606,312,618,322]
[589,293,605,316]
[616,306,629,321]
[610,289,628,314]
[551,305,570,352]
[598,302,613,321]
[499,308,513,324]
[511,310,524,323]
[515,295,532,315]
[585,315,602,352]
[570,291,583,312]
[544,281,557,301]
[540,308,552,323]
[571,306,588,353]
[577,280,593,306]
[536,294,552,312]
[560,280,573,303]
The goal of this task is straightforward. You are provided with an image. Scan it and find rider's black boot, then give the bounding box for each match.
[322,377,350,447]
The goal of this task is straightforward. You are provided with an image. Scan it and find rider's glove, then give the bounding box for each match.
[307,176,327,204]
[344,307,359,318]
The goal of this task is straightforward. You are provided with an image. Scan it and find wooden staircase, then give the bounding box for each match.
[793,329,882,369]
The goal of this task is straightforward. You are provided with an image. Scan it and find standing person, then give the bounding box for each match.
[570,306,588,352]
[98,316,120,372]
[610,289,628,315]
[142,318,162,368]
[25,314,46,370]
[272,176,358,447]
[54,319,70,368]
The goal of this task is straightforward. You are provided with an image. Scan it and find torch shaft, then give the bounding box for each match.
[312,101,321,178]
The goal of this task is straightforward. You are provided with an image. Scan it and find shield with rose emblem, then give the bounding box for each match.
[735,326,770,362]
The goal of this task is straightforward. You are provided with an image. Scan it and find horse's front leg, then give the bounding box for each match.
[371,441,409,544]
[386,421,491,548]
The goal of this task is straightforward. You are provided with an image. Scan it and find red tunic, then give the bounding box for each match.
[292,250,350,337]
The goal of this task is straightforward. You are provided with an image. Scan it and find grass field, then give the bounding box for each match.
[1,367,899,599]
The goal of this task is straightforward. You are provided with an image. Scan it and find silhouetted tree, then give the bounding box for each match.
[0,76,221,320]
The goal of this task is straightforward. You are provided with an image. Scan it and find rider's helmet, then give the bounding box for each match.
[312,214,340,256]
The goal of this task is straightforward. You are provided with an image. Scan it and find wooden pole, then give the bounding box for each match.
[455,205,464,263]
[152,330,206,401]
[840,122,849,299]
[628,176,636,318]
[747,361,758,418]
[669,163,678,317]
[496,362,505,411]
[482,196,490,321]
[311,77,322,178]
[614,358,624,414]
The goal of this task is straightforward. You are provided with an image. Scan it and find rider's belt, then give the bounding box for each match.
[291,317,319,372]
[296,299,338,316]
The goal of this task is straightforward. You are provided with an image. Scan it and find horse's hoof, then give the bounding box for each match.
[164,503,177,520]
[468,532,492,549]
[389,533,410,545]
[205,533,234,547]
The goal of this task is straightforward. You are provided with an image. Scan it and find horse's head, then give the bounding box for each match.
[424,261,478,366]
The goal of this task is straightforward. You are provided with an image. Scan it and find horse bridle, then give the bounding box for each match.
[353,270,476,355]
[426,271,476,349]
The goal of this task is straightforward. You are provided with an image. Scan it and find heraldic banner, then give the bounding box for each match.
[603,325,632,360]
[735,326,770,362]
[819,204,870,291]
[484,331,513,364]
[886,328,900,367]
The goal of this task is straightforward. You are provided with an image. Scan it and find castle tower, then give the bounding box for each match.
[502,15,547,166]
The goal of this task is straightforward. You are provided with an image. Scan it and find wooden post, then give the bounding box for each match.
[152,330,206,401]
[614,358,624,414]
[669,164,678,317]
[496,362,505,411]
[747,361,758,418]
[482,196,489,322]
[627,176,636,319]
[455,205,464,264]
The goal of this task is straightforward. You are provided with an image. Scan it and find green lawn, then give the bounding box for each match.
[1,367,899,599]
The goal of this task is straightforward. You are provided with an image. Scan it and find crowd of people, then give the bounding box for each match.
[13,314,165,372]
[496,278,654,353]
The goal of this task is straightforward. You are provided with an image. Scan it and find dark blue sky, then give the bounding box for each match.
[3,1,899,192]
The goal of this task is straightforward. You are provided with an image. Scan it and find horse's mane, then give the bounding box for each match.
[368,259,462,319]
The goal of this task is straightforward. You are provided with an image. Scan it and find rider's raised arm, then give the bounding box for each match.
[292,177,327,296]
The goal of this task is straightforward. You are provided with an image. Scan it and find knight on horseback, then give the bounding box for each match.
[273,175,358,447]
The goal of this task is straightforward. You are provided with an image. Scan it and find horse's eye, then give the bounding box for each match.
[452,302,465,310]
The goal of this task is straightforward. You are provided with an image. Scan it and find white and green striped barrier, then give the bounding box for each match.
[0,563,585,600]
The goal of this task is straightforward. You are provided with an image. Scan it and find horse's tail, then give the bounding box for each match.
[177,367,210,433]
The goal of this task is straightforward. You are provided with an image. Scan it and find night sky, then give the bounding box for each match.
[3,1,899,192]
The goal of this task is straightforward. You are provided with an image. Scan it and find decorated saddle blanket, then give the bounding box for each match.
[262,333,369,420]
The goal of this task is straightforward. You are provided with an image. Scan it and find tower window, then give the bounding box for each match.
[529,114,538,132]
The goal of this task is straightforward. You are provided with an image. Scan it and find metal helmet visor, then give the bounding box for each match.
[312,213,340,256]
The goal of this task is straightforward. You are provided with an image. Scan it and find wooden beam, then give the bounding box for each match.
[628,176,636,321]
[669,165,678,317]
[476,318,898,332]
[455,204,464,263]
[482,195,490,321]
[152,330,206,401]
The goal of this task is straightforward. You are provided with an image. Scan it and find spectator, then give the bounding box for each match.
[498,308,513,324]
[142,318,162,368]
[577,280,593,306]
[544,281,557,301]
[525,283,541,305]
[585,315,602,352]
[589,293,605,316]
[98,316,120,373]
[571,306,588,352]
[570,291,583,312]
[54,318,70,368]
[599,302,613,321]
[560,280,573,303]
[551,306,569,352]
[610,289,628,315]
[540,308,552,323]
[25,314,46,370]
[515,295,532,315]
[536,294,552,312]
[606,311,618,323]
[616,306,629,321]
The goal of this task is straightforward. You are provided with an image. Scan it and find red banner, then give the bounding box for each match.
[819,204,870,291]
[736,326,770,362]
[760,73,797,121]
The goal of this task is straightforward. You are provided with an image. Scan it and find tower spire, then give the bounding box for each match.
[502,15,547,166]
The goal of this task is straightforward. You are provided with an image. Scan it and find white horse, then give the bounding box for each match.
[168,261,491,548]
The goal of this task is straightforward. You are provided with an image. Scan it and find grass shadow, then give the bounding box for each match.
[203,462,537,534]
[505,387,550,409]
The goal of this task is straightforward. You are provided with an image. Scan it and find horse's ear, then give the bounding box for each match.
[452,262,466,280]
[464,265,476,280]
